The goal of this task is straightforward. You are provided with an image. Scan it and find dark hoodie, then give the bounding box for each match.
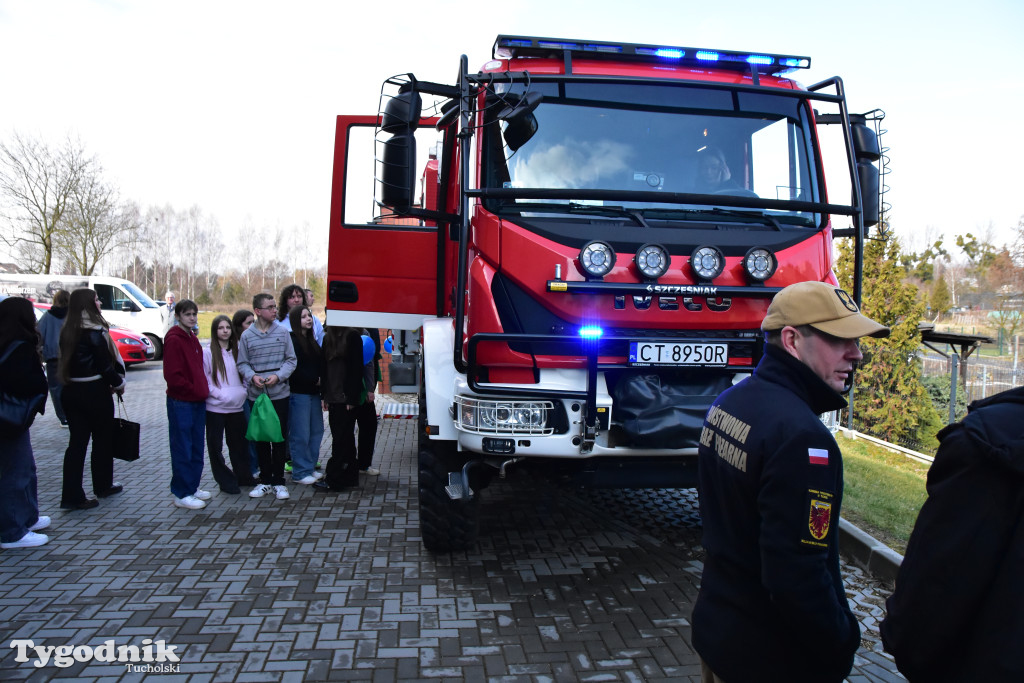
[881,386,1024,682]
[38,305,68,361]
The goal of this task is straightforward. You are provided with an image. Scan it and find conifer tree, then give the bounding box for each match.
[838,227,942,450]
[929,274,952,318]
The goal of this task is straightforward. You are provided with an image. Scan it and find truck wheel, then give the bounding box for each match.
[418,441,480,552]
[144,333,163,360]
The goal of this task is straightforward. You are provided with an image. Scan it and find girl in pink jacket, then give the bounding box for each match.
[202,315,254,494]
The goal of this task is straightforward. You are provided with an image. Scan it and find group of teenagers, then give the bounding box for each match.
[0,284,383,551]
[165,284,383,509]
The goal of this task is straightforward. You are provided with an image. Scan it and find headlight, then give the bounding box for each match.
[743,246,777,282]
[634,243,669,280]
[454,397,554,435]
[112,336,142,345]
[514,406,545,428]
[579,240,616,278]
[689,245,725,281]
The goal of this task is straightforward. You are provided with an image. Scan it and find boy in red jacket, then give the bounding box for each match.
[163,299,210,509]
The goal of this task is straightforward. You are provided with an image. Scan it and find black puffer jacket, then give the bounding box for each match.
[881,386,1024,682]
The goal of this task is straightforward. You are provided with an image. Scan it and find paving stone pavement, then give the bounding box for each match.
[0,361,904,681]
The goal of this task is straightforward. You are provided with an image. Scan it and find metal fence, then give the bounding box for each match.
[841,344,1023,456]
[920,353,1023,403]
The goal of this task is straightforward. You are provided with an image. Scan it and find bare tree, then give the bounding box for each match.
[199,217,225,296]
[296,220,312,287]
[59,170,139,275]
[0,132,92,273]
[237,216,259,289]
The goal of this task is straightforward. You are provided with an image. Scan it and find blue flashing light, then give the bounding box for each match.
[493,36,811,75]
[655,48,685,60]
[579,325,604,339]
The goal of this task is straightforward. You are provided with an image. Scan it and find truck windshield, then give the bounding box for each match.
[482,80,822,227]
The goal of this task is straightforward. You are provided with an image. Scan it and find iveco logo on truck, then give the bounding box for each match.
[326,35,884,551]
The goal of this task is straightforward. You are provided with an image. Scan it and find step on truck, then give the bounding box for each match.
[326,35,885,551]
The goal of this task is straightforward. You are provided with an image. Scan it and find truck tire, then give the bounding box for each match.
[418,441,480,552]
[144,333,163,360]
[417,387,479,552]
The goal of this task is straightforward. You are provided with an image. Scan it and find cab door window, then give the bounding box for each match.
[94,284,132,312]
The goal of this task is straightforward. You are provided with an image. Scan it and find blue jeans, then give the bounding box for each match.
[288,393,324,480]
[167,397,206,499]
[45,359,66,424]
[0,430,40,543]
[242,400,259,477]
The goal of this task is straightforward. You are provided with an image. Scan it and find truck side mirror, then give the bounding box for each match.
[499,92,542,151]
[381,88,421,134]
[858,161,879,228]
[851,122,880,161]
[379,133,416,212]
[378,86,421,212]
[851,122,881,228]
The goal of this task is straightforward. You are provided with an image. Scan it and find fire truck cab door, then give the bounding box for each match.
[326,115,440,331]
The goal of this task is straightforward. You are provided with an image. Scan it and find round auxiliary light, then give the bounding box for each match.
[579,240,616,278]
[634,243,670,280]
[743,246,777,282]
[689,245,725,281]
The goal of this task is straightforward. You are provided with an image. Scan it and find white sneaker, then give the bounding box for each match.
[193,489,212,501]
[294,475,318,485]
[312,471,324,481]
[273,485,290,500]
[249,484,272,498]
[173,495,206,510]
[361,467,381,476]
[29,516,51,532]
[2,531,49,549]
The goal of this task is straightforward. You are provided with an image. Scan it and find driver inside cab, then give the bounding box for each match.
[694,146,738,193]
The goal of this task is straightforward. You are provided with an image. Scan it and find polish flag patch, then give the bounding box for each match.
[808,448,829,466]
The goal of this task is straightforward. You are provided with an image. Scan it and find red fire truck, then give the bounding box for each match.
[327,35,883,551]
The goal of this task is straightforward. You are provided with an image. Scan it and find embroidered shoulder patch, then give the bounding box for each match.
[808,448,829,466]
[801,489,834,547]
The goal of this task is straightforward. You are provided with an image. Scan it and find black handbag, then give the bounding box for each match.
[112,394,141,462]
[0,342,46,437]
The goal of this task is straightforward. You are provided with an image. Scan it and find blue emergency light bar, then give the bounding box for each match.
[493,35,811,75]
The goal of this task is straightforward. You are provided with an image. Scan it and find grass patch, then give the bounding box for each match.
[837,433,929,554]
[196,311,218,340]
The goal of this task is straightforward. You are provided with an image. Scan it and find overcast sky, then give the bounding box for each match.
[1,0,1022,269]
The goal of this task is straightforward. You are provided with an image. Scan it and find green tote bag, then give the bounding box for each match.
[245,392,284,442]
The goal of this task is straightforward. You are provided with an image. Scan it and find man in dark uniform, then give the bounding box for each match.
[692,281,889,683]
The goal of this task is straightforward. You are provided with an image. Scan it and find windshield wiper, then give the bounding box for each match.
[500,201,649,227]
[644,207,784,231]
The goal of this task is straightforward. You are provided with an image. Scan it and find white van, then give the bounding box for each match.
[0,274,169,358]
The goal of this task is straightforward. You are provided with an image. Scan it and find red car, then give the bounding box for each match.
[33,303,154,366]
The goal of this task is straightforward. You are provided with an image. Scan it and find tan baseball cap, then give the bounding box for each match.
[761,281,890,339]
